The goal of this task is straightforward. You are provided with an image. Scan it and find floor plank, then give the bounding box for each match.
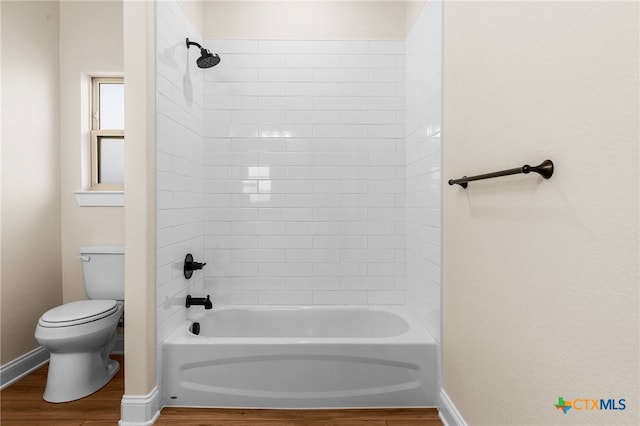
[1,355,442,425]
[156,408,442,425]
[0,355,124,426]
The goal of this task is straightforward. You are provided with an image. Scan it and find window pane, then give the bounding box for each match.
[98,136,124,184]
[99,83,124,130]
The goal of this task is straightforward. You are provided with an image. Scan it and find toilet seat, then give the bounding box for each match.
[38,300,119,328]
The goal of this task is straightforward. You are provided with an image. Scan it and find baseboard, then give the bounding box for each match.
[0,346,49,391]
[119,386,161,426]
[439,389,468,426]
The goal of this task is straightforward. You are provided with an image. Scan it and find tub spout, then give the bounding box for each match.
[186,295,212,309]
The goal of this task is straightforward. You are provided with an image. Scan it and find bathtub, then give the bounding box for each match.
[163,306,437,408]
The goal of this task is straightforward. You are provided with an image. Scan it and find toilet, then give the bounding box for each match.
[35,244,124,403]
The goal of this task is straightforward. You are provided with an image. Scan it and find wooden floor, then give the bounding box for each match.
[0,355,125,425]
[157,408,443,425]
[1,355,442,425]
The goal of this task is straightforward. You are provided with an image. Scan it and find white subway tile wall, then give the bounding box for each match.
[156,0,205,346]
[405,1,443,344]
[156,0,442,344]
[202,39,406,306]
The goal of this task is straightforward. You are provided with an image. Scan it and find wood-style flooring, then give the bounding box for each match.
[1,355,442,425]
[0,355,125,425]
[157,408,443,425]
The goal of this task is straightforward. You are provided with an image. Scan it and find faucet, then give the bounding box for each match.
[186,295,212,309]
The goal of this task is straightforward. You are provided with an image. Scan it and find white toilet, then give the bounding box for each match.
[35,244,124,403]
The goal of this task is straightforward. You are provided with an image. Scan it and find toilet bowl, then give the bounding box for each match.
[35,300,123,402]
[34,245,124,403]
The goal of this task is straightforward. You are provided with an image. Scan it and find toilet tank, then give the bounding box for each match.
[80,245,124,301]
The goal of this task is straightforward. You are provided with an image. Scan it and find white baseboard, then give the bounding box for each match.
[0,340,122,391]
[119,386,161,426]
[0,346,49,390]
[439,388,468,426]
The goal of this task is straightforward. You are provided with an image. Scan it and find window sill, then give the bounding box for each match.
[74,191,124,207]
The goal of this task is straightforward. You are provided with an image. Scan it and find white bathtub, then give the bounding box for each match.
[163,306,437,408]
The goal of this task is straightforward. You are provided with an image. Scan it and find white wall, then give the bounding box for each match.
[59,0,124,303]
[405,0,441,358]
[155,0,205,396]
[202,39,406,305]
[442,1,639,424]
[0,0,62,365]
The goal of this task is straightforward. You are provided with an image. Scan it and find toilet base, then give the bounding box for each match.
[43,352,120,403]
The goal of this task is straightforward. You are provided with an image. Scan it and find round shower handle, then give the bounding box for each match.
[184,253,206,279]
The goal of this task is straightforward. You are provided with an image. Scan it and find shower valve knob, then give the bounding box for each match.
[184,253,206,279]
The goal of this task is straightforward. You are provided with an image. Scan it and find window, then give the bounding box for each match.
[91,77,124,190]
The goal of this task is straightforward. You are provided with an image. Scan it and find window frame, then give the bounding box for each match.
[91,77,124,190]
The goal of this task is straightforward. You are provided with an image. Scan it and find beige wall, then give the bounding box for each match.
[179,0,204,36]
[442,1,639,424]
[405,0,425,35]
[0,0,2,364]
[59,1,124,303]
[123,0,157,396]
[203,1,408,40]
[1,1,62,364]
[1,0,124,365]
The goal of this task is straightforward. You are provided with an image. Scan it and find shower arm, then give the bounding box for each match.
[186,38,203,50]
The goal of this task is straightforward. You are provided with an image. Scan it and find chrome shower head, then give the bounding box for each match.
[186,38,221,69]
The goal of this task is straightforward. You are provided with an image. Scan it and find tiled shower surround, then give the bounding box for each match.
[156,0,206,344]
[405,0,442,345]
[156,0,441,344]
[202,39,407,305]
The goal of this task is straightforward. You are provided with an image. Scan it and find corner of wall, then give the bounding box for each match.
[438,388,468,426]
[1,0,63,366]
[119,387,161,426]
[123,0,157,398]
[178,0,204,37]
[404,0,427,37]
[155,0,207,402]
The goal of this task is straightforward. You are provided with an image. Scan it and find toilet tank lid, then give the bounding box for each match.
[80,244,124,254]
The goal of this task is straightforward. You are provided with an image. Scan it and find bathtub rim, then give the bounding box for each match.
[167,305,435,345]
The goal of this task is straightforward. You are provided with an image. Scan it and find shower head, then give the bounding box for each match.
[196,49,221,68]
[186,38,221,69]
